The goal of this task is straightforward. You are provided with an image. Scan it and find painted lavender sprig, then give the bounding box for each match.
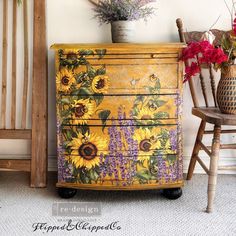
[100,106,138,186]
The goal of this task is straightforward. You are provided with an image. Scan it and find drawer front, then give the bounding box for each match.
[55,49,181,96]
[58,94,179,126]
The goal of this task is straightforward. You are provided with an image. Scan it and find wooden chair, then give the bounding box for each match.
[176,18,236,212]
[0,0,47,187]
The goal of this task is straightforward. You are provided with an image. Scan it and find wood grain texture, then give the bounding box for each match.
[31,0,48,187]
[22,0,29,129]
[1,0,8,129]
[186,120,206,180]
[51,43,185,53]
[0,129,31,139]
[209,65,217,107]
[56,181,184,191]
[206,125,221,213]
[192,107,236,126]
[11,0,17,129]
[199,70,209,107]
[0,159,30,172]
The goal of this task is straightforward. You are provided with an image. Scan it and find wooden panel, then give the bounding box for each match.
[22,0,29,129]
[0,129,31,139]
[1,0,8,129]
[0,159,31,172]
[31,0,48,187]
[11,0,17,129]
[51,43,185,53]
[56,181,184,190]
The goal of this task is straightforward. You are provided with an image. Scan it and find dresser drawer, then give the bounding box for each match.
[56,49,181,95]
[73,62,179,93]
[59,123,179,185]
[58,94,179,125]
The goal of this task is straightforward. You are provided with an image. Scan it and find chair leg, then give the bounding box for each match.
[187,120,206,180]
[206,125,221,213]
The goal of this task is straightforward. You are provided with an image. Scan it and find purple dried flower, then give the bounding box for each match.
[92,0,157,24]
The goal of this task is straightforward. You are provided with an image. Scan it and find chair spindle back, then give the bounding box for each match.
[176,18,226,108]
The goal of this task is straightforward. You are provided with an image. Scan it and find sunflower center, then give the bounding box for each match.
[67,53,77,61]
[141,115,152,120]
[61,76,69,85]
[78,142,98,160]
[140,139,151,152]
[74,104,87,118]
[96,79,105,89]
[149,104,157,111]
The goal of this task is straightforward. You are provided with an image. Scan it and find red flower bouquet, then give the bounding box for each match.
[181,40,228,82]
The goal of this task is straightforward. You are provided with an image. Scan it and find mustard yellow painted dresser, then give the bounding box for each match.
[51,43,184,199]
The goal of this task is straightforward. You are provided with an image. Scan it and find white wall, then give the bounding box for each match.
[1,0,236,173]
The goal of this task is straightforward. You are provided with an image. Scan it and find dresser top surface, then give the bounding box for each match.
[50,43,185,53]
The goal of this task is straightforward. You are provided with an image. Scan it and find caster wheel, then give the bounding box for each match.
[58,187,77,199]
[162,188,182,200]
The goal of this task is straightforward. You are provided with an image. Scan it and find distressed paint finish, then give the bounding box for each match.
[51,44,184,190]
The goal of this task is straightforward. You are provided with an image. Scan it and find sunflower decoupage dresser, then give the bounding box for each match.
[51,43,184,199]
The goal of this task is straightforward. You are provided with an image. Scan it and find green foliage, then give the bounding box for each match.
[95,49,107,59]
[98,110,111,131]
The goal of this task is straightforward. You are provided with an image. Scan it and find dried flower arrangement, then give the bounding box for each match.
[90,0,156,24]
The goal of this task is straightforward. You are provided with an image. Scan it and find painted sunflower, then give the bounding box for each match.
[70,99,95,125]
[60,49,79,62]
[67,132,108,169]
[56,68,76,93]
[133,107,155,125]
[91,75,109,94]
[133,128,160,161]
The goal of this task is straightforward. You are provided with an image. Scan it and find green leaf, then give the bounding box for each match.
[96,66,106,75]
[61,109,70,117]
[154,112,169,119]
[81,125,90,135]
[61,98,70,105]
[136,170,152,180]
[87,67,97,78]
[93,94,104,106]
[98,110,111,131]
[79,49,94,56]
[155,100,167,107]
[78,58,88,65]
[155,79,161,90]
[75,72,87,83]
[77,87,93,98]
[95,49,107,59]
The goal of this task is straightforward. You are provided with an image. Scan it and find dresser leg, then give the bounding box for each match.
[162,188,182,200]
[58,187,77,199]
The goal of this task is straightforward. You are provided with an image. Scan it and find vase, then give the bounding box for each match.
[111,21,135,43]
[216,65,236,114]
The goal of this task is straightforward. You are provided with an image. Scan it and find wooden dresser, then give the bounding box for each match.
[51,43,184,199]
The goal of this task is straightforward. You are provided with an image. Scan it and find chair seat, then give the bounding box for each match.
[192,107,236,126]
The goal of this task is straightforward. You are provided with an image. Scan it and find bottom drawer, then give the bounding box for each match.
[58,151,182,187]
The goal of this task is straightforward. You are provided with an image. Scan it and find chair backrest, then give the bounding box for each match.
[176,18,229,108]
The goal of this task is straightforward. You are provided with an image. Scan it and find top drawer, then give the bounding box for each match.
[55,48,182,95]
